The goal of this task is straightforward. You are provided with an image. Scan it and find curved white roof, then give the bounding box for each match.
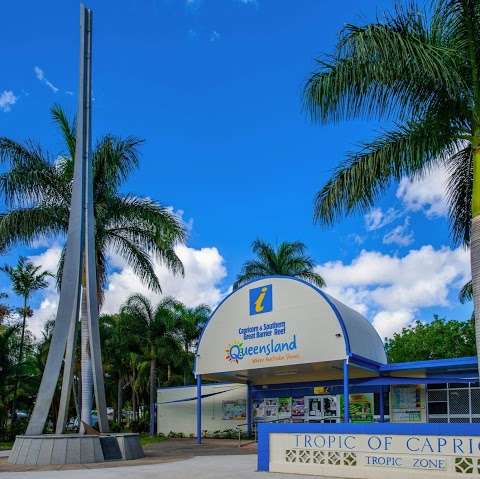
[196,276,387,379]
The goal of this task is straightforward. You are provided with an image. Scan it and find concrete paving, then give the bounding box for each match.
[0,454,336,479]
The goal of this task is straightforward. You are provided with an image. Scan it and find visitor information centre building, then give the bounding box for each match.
[167,276,480,478]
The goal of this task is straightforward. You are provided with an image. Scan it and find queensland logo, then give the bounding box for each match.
[224,336,297,363]
[249,284,272,316]
[225,340,244,363]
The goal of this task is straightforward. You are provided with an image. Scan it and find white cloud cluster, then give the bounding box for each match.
[382,217,413,247]
[101,244,227,314]
[0,90,17,112]
[364,207,400,231]
[34,66,59,93]
[396,165,449,218]
[316,244,470,339]
[26,243,227,339]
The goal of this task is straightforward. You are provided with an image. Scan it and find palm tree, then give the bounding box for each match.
[1,257,52,421]
[233,239,325,290]
[0,324,19,434]
[175,303,211,385]
[120,294,181,436]
[304,0,480,371]
[0,105,186,427]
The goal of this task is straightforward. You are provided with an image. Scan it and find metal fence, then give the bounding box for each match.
[427,384,480,423]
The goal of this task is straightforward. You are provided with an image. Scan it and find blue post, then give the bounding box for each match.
[247,382,252,437]
[196,374,202,444]
[379,386,385,423]
[343,359,349,423]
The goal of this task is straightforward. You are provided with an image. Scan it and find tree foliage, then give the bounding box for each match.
[385,316,476,363]
[234,239,325,289]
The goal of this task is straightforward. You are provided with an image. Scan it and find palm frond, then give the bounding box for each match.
[446,146,472,245]
[51,104,76,160]
[0,206,67,253]
[305,2,465,124]
[459,279,473,304]
[314,116,461,225]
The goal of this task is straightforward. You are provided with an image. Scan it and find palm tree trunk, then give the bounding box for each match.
[471,130,480,383]
[117,376,123,425]
[131,369,137,422]
[80,286,93,432]
[149,357,156,436]
[10,296,28,424]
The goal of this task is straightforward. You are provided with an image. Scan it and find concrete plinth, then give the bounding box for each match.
[8,433,144,465]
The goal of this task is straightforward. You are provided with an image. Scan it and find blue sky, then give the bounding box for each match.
[0,0,472,338]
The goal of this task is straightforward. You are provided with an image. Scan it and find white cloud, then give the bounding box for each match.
[316,245,470,339]
[34,66,44,81]
[28,245,62,338]
[34,66,59,93]
[382,217,413,247]
[210,30,221,42]
[26,243,227,339]
[372,310,414,340]
[364,207,400,231]
[396,165,449,218]
[102,244,227,314]
[0,90,17,112]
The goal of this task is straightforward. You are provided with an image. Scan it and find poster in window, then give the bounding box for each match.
[390,385,426,423]
[291,397,305,422]
[278,397,292,419]
[264,398,279,420]
[340,393,374,423]
[222,399,246,420]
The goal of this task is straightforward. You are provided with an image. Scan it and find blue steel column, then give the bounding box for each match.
[343,359,349,423]
[247,382,252,437]
[379,386,385,423]
[196,375,202,444]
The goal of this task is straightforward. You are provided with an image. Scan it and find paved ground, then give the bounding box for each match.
[0,439,256,473]
[0,454,338,479]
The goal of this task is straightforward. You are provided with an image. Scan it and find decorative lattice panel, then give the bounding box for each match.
[312,451,326,464]
[327,451,341,466]
[343,452,357,466]
[455,457,474,474]
[285,449,297,463]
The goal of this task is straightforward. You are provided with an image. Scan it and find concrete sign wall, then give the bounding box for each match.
[259,423,480,479]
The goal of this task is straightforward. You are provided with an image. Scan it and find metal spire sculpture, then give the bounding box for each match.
[26,4,108,435]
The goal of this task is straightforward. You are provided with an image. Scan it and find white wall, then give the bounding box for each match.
[157,383,247,436]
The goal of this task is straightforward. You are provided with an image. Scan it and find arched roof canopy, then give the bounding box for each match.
[195,276,387,385]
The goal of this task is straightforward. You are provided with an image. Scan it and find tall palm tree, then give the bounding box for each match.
[175,303,211,384]
[120,294,181,436]
[0,105,186,427]
[233,239,325,290]
[304,0,480,371]
[1,257,52,421]
[0,324,19,434]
